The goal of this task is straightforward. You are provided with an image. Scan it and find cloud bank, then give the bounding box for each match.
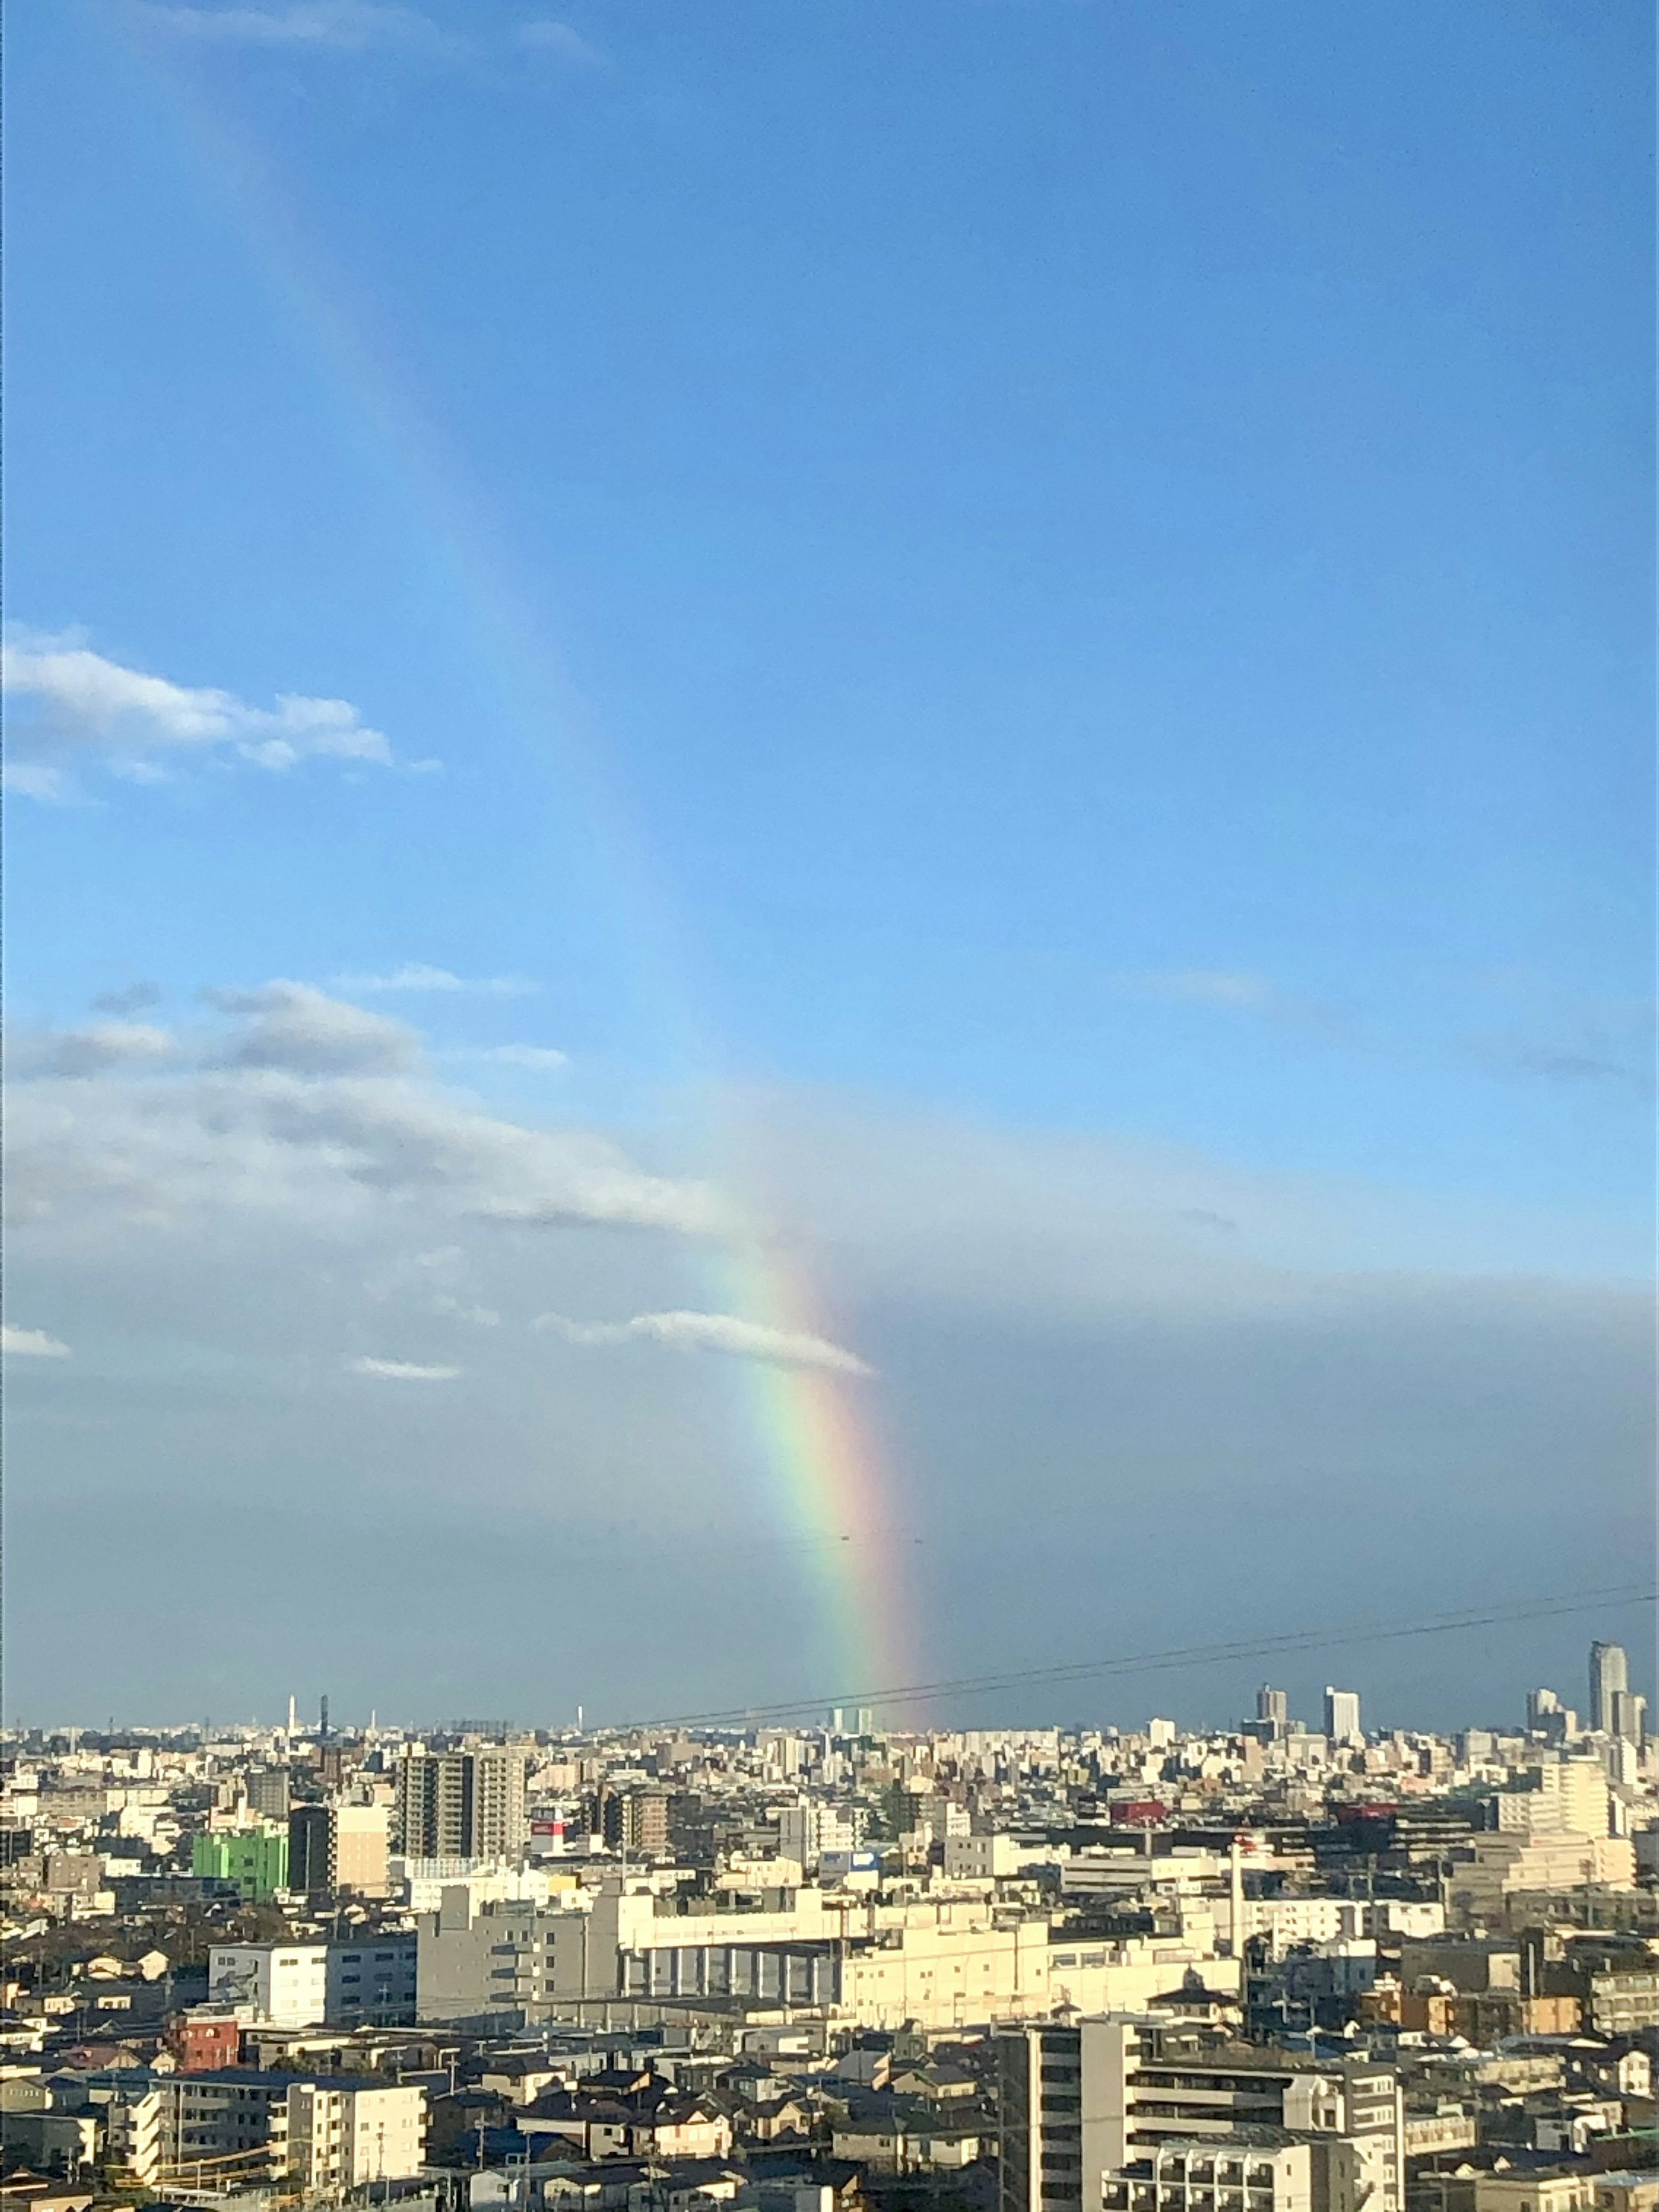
[4,1031,1649,1723]
[7,982,718,1243]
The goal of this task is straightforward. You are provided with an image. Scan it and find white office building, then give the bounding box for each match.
[208,1942,328,2028]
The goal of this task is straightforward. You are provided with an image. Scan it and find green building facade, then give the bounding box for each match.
[191,1824,289,1901]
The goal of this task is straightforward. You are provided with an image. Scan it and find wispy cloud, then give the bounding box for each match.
[1112,968,1345,1034]
[3,1325,71,1359]
[347,1355,462,1381]
[134,0,455,51]
[334,963,533,997]
[1130,969,1277,1009]
[537,1308,874,1376]
[516,19,599,60]
[1466,1036,1654,1092]
[3,634,398,797]
[470,1044,568,1070]
[92,982,162,1017]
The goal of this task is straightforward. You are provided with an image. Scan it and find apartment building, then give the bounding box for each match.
[997,2014,1402,2212]
[209,1941,328,2027]
[286,2078,425,2193]
[396,1747,528,1861]
[208,1934,416,2028]
[156,2069,295,2187]
[289,1801,391,1899]
[1103,2136,1313,2212]
[95,2069,424,2194]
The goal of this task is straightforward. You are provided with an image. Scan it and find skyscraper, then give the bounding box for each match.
[1256,1685,1288,1737]
[1590,1643,1629,1734]
[1609,1690,1646,1746]
[394,1746,527,1861]
[1324,1687,1362,1746]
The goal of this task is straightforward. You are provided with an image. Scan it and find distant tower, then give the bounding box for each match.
[1609,1688,1646,1745]
[1590,1643,1628,1733]
[1324,1687,1362,1746]
[1256,1686,1288,1739]
[319,1693,330,1742]
[286,1694,298,1740]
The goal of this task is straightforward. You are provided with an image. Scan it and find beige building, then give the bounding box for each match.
[332,1804,391,1897]
[417,1877,1236,2033]
[1473,2174,1595,2212]
[1449,1834,1634,1926]
[1494,1763,1611,1839]
[286,2079,425,2195]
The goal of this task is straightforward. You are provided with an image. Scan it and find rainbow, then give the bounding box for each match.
[118,22,916,1707]
[716,1230,915,1695]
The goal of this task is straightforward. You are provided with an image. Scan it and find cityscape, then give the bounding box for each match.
[6,6,1650,2212]
[3,1637,1655,2212]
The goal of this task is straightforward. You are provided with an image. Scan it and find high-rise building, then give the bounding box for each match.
[1324,1688,1362,1747]
[1256,1686,1289,1738]
[1591,1643,1629,1734]
[996,2014,1403,2212]
[289,1802,392,1898]
[334,1802,391,1895]
[470,1745,528,1860]
[1525,1688,1576,1744]
[1609,1689,1647,1746]
[289,1804,333,1897]
[245,1767,290,1821]
[601,1791,670,1857]
[779,1801,856,1869]
[395,1748,526,1861]
[396,1751,471,1859]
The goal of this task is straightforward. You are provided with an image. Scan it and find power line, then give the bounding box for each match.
[622,1580,1656,1733]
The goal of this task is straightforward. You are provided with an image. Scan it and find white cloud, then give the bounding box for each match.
[3,762,71,802]
[135,1,454,51]
[3,1325,71,1359]
[517,19,598,60]
[334,964,533,997]
[2,635,397,796]
[537,1308,874,1376]
[472,1045,568,1070]
[204,982,420,1077]
[6,981,718,1247]
[348,1355,462,1380]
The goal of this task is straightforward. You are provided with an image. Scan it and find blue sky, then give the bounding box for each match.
[4,0,1652,1723]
